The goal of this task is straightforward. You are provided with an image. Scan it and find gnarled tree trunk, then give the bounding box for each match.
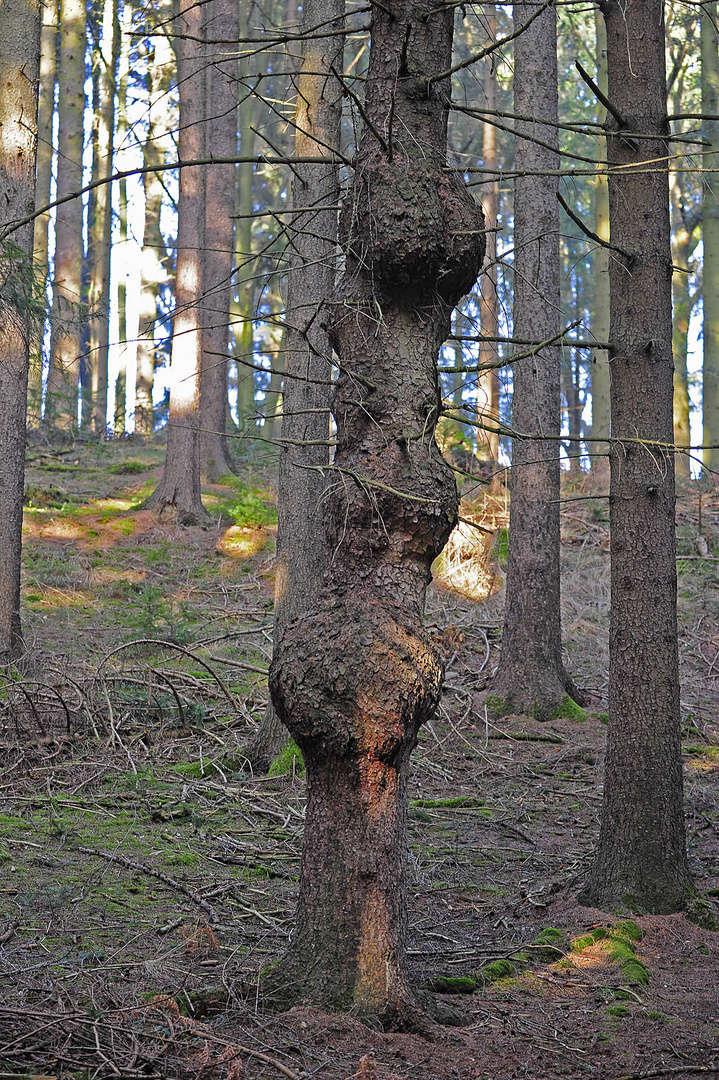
[268,0,484,1026]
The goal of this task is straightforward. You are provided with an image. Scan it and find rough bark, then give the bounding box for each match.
[0,0,41,662]
[579,0,692,914]
[590,8,611,450]
[702,3,719,473]
[135,26,172,436]
[245,0,341,773]
[267,0,484,1025]
[199,0,238,481]
[45,0,85,433]
[145,0,210,526]
[27,0,57,428]
[488,1,578,721]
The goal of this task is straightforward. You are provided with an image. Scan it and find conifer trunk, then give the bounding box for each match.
[0,0,41,661]
[702,2,719,473]
[580,0,692,914]
[591,9,611,449]
[268,0,484,1024]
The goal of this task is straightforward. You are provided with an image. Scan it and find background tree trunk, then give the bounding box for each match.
[590,9,611,452]
[45,0,86,433]
[0,0,41,662]
[245,0,341,773]
[232,0,257,423]
[28,0,57,429]
[145,0,210,525]
[488,0,579,720]
[199,0,239,481]
[702,2,719,473]
[579,0,692,914]
[268,0,485,1025]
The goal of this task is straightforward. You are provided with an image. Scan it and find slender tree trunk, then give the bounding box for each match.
[113,0,131,436]
[28,0,57,428]
[145,0,210,524]
[477,6,500,478]
[199,0,238,480]
[45,0,85,433]
[671,179,696,482]
[591,9,611,450]
[702,3,719,473]
[135,28,172,436]
[579,0,692,914]
[488,1,579,720]
[0,0,41,662]
[232,0,256,422]
[267,0,485,1025]
[89,0,119,435]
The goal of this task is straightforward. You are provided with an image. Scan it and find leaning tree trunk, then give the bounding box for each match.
[145,0,210,526]
[487,0,579,721]
[579,0,692,914]
[268,0,485,1026]
[245,0,342,773]
[199,0,239,481]
[0,0,41,662]
[702,2,719,473]
[45,0,85,433]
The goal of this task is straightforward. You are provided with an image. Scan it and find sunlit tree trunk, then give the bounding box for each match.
[199,0,238,480]
[135,27,173,436]
[702,2,719,473]
[670,164,699,481]
[113,0,131,436]
[579,0,692,914]
[591,9,610,451]
[28,0,57,428]
[231,0,256,422]
[268,0,485,1025]
[88,0,119,435]
[488,0,579,720]
[145,0,210,524]
[0,0,41,661]
[45,0,85,432]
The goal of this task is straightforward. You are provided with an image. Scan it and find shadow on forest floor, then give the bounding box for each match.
[0,437,718,1079]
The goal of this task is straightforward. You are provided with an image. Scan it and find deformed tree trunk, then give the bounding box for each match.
[267,0,484,1025]
[579,0,692,914]
[199,0,239,481]
[145,0,210,525]
[0,0,41,662]
[245,0,342,773]
[45,0,85,433]
[487,0,579,721]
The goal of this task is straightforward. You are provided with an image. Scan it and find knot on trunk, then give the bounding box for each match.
[269,602,443,760]
[340,153,485,303]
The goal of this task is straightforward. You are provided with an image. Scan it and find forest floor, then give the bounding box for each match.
[1,435,718,1080]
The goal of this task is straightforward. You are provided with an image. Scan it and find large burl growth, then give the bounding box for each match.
[268,0,485,1027]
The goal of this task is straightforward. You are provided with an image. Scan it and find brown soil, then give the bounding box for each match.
[1,443,717,1079]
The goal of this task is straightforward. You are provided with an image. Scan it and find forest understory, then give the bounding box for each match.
[1,437,718,1080]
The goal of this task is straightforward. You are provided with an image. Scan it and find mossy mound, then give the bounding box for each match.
[268,739,305,778]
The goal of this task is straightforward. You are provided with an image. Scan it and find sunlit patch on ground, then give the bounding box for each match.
[21,585,95,610]
[216,526,267,559]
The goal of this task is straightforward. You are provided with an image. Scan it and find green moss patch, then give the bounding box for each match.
[548,695,587,723]
[411,796,485,809]
[268,739,305,777]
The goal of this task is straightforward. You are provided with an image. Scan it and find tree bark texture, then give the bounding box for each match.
[45,0,85,432]
[246,0,342,772]
[702,3,719,473]
[579,0,692,914]
[199,0,238,481]
[488,1,577,720]
[591,9,611,449]
[145,0,210,525]
[28,0,57,428]
[268,0,484,1025]
[0,0,41,661]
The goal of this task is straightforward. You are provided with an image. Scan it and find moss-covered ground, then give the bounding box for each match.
[0,444,717,1078]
